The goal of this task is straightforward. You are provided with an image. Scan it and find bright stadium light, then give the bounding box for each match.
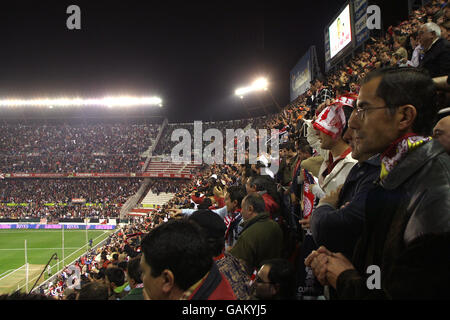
[0,96,163,108]
[252,78,268,90]
[235,77,269,98]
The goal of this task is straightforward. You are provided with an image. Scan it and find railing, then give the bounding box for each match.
[31,229,117,294]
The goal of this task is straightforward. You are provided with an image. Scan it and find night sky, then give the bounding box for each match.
[0,0,409,122]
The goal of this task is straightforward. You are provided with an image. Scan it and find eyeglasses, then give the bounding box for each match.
[354,106,390,120]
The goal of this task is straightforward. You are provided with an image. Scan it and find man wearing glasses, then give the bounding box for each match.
[251,259,297,300]
[306,67,450,299]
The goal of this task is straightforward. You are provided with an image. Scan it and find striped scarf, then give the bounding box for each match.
[380,134,433,180]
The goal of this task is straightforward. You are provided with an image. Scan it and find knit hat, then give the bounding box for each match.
[188,210,226,240]
[313,93,356,138]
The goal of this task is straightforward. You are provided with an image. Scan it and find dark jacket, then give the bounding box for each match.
[336,140,450,299]
[311,155,381,260]
[419,38,450,78]
[230,212,283,274]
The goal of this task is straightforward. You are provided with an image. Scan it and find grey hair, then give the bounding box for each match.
[422,22,442,38]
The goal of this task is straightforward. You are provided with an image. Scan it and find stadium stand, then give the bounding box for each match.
[1,0,448,301]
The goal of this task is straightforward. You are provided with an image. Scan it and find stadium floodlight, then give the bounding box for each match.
[235,77,268,98]
[0,96,163,108]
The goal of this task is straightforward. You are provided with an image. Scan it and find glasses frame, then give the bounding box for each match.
[354,106,391,120]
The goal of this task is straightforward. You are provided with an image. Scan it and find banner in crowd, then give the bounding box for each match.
[296,169,323,300]
[72,198,86,203]
[2,173,193,179]
[353,0,370,47]
[0,224,115,230]
[290,47,313,102]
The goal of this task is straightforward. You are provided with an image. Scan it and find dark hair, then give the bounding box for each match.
[361,67,438,135]
[187,210,226,257]
[298,142,313,156]
[0,292,54,300]
[127,256,143,284]
[112,253,119,261]
[94,268,106,280]
[249,176,267,192]
[141,219,212,291]
[117,261,128,271]
[242,193,266,214]
[226,185,247,209]
[249,176,280,205]
[281,142,296,152]
[198,197,212,209]
[263,259,297,300]
[104,267,125,287]
[77,282,109,300]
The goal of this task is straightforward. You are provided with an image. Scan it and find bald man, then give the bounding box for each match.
[434,116,450,154]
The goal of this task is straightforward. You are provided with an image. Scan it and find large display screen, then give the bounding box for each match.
[328,4,352,59]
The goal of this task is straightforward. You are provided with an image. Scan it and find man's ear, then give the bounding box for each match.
[397,104,417,132]
[161,269,175,294]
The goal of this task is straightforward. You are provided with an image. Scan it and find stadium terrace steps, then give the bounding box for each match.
[141,191,176,207]
[144,161,200,175]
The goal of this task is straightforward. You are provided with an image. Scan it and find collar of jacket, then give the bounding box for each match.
[380,140,446,190]
[356,153,381,169]
[364,153,381,166]
[240,212,270,234]
[424,37,440,53]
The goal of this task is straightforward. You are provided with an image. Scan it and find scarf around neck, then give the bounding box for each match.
[380,133,433,181]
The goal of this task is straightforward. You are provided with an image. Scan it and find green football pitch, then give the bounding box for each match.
[0,229,114,294]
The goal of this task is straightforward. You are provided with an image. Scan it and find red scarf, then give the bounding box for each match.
[322,147,352,178]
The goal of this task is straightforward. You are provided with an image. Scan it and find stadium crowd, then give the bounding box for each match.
[0,179,143,219]
[2,0,449,301]
[0,122,160,173]
[152,117,272,157]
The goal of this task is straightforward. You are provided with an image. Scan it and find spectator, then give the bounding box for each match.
[246,176,280,220]
[104,267,129,300]
[122,256,145,300]
[310,122,381,260]
[230,193,283,275]
[251,259,297,300]
[302,100,357,202]
[140,219,236,300]
[418,22,450,77]
[306,67,450,299]
[433,115,450,153]
[188,210,252,300]
[76,282,109,300]
[406,32,423,67]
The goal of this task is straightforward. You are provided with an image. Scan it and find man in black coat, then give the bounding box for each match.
[418,22,450,78]
[310,125,380,261]
[306,67,450,299]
